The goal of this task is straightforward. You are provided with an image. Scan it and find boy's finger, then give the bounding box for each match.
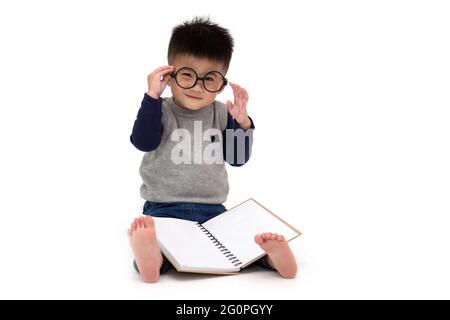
[237,93,245,104]
[231,82,241,90]
[155,65,174,72]
[236,86,247,98]
[152,66,175,76]
[226,100,234,112]
[162,74,172,84]
[241,88,249,99]
[233,83,243,92]
[157,67,175,76]
[230,82,240,93]
[152,68,175,82]
[232,85,242,97]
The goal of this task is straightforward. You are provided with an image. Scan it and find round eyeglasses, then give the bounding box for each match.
[171,67,228,93]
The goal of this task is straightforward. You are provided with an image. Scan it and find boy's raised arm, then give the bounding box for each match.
[130,66,174,152]
[130,94,163,152]
[222,82,255,166]
[222,113,255,167]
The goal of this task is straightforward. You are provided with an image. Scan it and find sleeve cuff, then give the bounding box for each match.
[144,93,163,103]
[238,116,255,130]
[141,93,163,112]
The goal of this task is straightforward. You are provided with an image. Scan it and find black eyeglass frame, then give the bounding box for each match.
[170,67,228,93]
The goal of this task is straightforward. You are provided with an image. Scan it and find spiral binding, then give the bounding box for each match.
[196,223,243,267]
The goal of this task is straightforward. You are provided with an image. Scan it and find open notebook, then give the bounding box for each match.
[153,198,301,274]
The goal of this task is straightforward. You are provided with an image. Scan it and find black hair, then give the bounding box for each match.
[168,17,234,71]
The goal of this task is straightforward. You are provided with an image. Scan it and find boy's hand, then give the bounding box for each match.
[226,83,251,129]
[147,66,174,99]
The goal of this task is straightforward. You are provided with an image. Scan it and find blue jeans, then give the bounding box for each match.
[133,201,275,274]
[143,201,227,224]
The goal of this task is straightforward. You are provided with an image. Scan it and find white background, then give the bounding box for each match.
[0,0,449,299]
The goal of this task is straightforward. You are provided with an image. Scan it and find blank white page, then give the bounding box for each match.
[203,199,300,266]
[153,217,238,273]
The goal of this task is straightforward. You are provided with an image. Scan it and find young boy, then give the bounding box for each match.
[128,17,297,282]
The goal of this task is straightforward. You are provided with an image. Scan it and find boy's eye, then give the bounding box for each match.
[205,77,215,82]
[181,72,193,78]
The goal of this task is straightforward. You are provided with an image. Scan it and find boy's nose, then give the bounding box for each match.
[191,80,204,92]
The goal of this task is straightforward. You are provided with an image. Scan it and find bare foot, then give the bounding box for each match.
[255,232,297,279]
[128,216,163,283]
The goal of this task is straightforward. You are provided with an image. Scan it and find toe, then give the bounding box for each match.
[254,234,264,245]
[138,217,145,228]
[142,216,154,228]
[271,233,278,240]
[131,218,139,231]
[278,235,285,241]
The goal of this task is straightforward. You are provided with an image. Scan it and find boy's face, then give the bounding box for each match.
[169,54,227,110]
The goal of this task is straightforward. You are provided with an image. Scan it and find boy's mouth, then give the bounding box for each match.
[185,94,202,100]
